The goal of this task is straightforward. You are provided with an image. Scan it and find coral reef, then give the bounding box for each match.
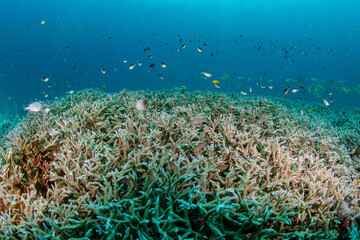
[0,89,359,239]
[0,113,19,144]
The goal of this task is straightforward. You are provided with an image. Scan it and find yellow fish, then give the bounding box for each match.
[212,80,220,84]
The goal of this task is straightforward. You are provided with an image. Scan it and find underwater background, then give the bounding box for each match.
[1,0,360,239]
[0,0,359,113]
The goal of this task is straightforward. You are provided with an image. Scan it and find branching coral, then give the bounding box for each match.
[0,89,359,239]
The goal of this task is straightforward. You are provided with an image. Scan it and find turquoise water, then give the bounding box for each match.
[0,0,359,114]
[1,2,360,237]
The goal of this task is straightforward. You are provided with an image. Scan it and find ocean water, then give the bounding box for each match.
[0,0,359,114]
[1,1,360,239]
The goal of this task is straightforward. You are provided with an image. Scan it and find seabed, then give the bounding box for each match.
[0,89,359,239]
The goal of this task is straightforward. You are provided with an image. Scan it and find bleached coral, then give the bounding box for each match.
[0,89,359,239]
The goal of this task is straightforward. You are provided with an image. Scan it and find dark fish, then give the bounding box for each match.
[283,88,289,95]
[149,63,155,68]
[210,53,214,56]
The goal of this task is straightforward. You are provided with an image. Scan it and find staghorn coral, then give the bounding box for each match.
[0,89,359,239]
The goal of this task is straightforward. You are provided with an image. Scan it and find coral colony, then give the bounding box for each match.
[0,89,360,239]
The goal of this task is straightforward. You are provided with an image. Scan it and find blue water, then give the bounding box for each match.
[0,0,359,114]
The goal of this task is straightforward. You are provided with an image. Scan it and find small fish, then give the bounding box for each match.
[67,90,74,94]
[101,68,106,74]
[190,117,205,127]
[283,88,289,95]
[101,85,106,88]
[24,102,42,112]
[310,109,314,113]
[123,60,128,63]
[290,88,298,93]
[197,47,203,53]
[323,99,330,106]
[256,82,260,86]
[42,107,50,114]
[214,84,220,88]
[212,80,220,84]
[201,71,212,77]
[42,77,49,82]
[137,61,143,66]
[241,91,248,95]
[157,73,164,80]
[41,20,45,25]
[159,62,167,68]
[129,64,136,70]
[149,63,155,68]
[260,85,266,89]
[47,127,59,136]
[268,85,273,89]
[136,99,148,110]
[181,44,186,49]
[176,48,181,52]
[148,55,153,59]
[95,121,107,127]
[301,110,304,116]
[249,87,252,93]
